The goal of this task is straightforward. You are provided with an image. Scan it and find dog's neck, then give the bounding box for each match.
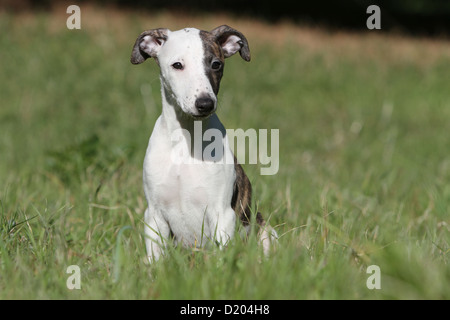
[160,83,217,134]
[159,83,226,161]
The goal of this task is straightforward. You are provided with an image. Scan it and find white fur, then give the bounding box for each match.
[142,29,236,262]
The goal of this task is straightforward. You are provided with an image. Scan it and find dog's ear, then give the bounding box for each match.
[130,28,169,65]
[210,25,251,62]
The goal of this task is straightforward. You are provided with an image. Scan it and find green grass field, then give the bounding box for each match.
[0,6,449,299]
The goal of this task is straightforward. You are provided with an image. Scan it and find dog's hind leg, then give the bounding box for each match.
[231,157,278,255]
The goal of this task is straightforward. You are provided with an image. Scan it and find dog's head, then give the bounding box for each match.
[131,25,250,119]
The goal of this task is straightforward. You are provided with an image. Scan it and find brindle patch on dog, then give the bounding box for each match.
[210,25,251,62]
[231,156,266,233]
[199,30,225,95]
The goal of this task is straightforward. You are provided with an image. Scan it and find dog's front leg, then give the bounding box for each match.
[144,207,170,263]
[209,208,236,249]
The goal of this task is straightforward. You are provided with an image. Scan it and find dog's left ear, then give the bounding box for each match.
[211,25,251,62]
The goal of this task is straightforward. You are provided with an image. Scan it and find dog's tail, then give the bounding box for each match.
[231,158,278,256]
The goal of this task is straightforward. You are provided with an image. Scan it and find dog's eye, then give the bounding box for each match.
[172,62,184,70]
[211,61,222,70]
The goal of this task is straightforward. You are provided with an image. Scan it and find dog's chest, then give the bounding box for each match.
[143,133,234,212]
[156,162,216,208]
[142,115,236,244]
[144,149,234,244]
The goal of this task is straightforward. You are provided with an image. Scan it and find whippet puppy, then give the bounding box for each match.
[131,25,277,263]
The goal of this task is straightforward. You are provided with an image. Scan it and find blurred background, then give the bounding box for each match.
[1,0,450,35]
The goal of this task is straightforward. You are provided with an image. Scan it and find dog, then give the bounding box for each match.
[131,25,277,263]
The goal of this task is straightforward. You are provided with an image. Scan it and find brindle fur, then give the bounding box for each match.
[231,157,266,234]
[199,30,224,95]
[210,25,251,61]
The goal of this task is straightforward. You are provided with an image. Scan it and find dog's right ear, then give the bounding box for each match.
[130,28,169,65]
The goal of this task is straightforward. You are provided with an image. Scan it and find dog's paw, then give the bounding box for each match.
[258,225,278,257]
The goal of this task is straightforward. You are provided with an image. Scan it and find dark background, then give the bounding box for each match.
[1,0,450,36]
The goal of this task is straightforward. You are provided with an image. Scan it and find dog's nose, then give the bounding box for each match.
[195,96,215,115]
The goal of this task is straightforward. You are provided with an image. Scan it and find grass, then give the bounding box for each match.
[0,4,449,299]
